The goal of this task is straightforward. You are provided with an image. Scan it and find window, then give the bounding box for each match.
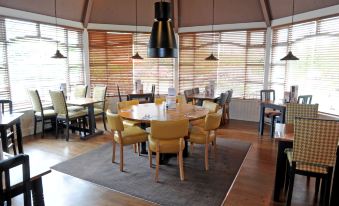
[179,30,266,99]
[269,16,339,115]
[0,17,84,111]
[88,31,174,95]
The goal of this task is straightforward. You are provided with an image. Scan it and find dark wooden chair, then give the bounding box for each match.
[224,89,233,120]
[218,92,230,125]
[260,89,281,138]
[0,100,17,154]
[298,95,312,104]
[193,87,199,94]
[151,84,156,103]
[117,85,122,102]
[184,89,194,104]
[0,154,31,206]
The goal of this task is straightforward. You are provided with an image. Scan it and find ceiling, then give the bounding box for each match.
[0,0,339,27]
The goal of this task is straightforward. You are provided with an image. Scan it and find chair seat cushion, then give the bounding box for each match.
[114,126,148,145]
[265,110,281,117]
[58,110,87,119]
[123,119,140,127]
[285,149,327,174]
[35,109,56,117]
[67,106,84,112]
[189,126,215,144]
[94,108,103,115]
[148,136,185,153]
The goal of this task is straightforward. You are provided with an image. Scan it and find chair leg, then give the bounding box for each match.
[11,127,17,155]
[102,113,107,131]
[270,116,275,138]
[286,167,296,206]
[55,119,58,138]
[133,144,137,153]
[41,118,45,138]
[205,142,209,171]
[120,144,124,172]
[34,116,37,135]
[190,142,194,154]
[315,177,320,200]
[66,121,70,141]
[155,144,160,182]
[148,143,152,168]
[112,141,116,163]
[179,150,184,181]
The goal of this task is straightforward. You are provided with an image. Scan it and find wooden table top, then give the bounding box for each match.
[67,98,102,106]
[119,103,209,122]
[0,112,23,126]
[187,93,220,100]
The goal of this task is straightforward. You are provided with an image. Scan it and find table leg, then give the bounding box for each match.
[87,104,95,135]
[273,140,292,202]
[183,139,189,157]
[330,147,339,206]
[1,127,9,153]
[31,178,45,206]
[15,121,24,154]
[259,104,265,135]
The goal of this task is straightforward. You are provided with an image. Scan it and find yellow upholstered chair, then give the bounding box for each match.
[92,85,107,130]
[285,117,339,206]
[176,95,184,104]
[27,89,57,137]
[189,111,222,170]
[117,100,140,127]
[191,100,219,127]
[49,90,87,141]
[148,119,189,182]
[106,110,148,171]
[154,97,166,104]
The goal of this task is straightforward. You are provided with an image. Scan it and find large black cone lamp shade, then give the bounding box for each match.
[148,1,177,58]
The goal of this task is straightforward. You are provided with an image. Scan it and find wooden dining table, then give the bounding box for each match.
[0,112,24,153]
[67,98,103,139]
[273,124,339,206]
[187,93,219,105]
[119,103,210,156]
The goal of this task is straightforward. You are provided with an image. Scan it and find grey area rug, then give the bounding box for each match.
[52,138,251,206]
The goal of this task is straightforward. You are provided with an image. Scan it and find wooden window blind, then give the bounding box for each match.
[270,16,339,115]
[133,33,174,95]
[179,30,266,99]
[88,31,133,96]
[0,17,84,111]
[88,31,174,95]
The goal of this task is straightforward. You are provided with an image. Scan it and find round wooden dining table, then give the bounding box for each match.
[118,103,209,123]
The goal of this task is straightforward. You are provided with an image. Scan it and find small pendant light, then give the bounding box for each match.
[51,0,66,59]
[132,0,143,60]
[281,0,299,61]
[205,0,218,61]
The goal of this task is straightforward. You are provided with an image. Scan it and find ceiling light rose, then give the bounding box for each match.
[281,0,299,61]
[148,1,177,58]
[51,0,66,59]
[205,0,218,61]
[132,0,143,60]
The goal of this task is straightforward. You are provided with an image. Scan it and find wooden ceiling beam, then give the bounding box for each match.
[82,0,94,28]
[259,0,272,27]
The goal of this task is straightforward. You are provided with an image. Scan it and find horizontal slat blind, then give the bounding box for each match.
[89,31,133,95]
[179,30,266,99]
[0,18,10,100]
[0,17,84,111]
[133,33,174,94]
[270,16,339,115]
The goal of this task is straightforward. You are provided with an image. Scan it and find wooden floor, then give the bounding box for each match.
[11,120,320,206]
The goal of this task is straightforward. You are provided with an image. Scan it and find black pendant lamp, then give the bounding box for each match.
[131,0,143,60]
[281,0,299,61]
[148,1,177,58]
[51,0,66,59]
[205,0,218,61]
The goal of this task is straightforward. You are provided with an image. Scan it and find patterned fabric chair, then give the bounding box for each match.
[297,95,312,104]
[285,103,319,125]
[117,100,140,127]
[285,117,339,206]
[92,85,107,130]
[189,111,222,170]
[106,110,148,172]
[148,119,189,182]
[27,89,56,137]
[49,90,87,141]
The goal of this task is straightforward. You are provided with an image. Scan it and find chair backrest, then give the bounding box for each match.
[286,103,318,124]
[93,85,107,109]
[106,110,124,132]
[154,97,166,104]
[49,90,68,115]
[151,119,189,140]
[27,89,43,113]
[73,85,87,98]
[117,100,139,111]
[293,117,339,168]
[226,89,233,103]
[218,91,229,106]
[260,89,275,101]
[202,100,218,113]
[183,89,194,103]
[298,95,312,104]
[0,154,31,206]
[204,112,222,131]
[117,85,122,102]
[151,84,156,102]
[193,87,200,94]
[0,100,13,114]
